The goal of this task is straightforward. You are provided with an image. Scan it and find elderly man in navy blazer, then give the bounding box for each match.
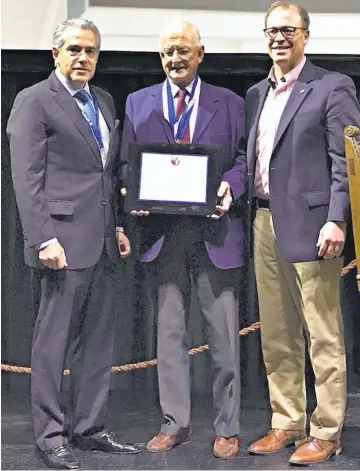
[7,19,141,470]
[245,1,360,465]
[121,20,246,459]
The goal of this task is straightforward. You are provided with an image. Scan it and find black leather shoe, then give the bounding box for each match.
[35,445,81,469]
[72,430,141,454]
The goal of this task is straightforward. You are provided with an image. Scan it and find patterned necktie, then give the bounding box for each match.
[176,88,190,144]
[75,89,103,150]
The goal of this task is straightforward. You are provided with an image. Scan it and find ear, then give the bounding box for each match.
[304,30,310,45]
[52,48,59,66]
[198,45,205,63]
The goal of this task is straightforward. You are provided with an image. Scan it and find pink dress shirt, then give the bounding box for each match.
[254,57,307,199]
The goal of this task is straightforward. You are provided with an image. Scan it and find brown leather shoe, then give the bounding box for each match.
[289,437,342,464]
[213,436,239,459]
[146,432,190,452]
[248,429,307,455]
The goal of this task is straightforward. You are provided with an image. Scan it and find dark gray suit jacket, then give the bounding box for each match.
[246,60,360,263]
[7,71,121,269]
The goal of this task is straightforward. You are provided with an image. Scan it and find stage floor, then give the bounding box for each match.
[2,389,360,470]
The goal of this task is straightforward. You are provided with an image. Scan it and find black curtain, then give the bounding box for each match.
[2,51,360,406]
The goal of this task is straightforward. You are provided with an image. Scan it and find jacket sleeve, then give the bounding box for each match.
[6,89,56,248]
[326,75,360,222]
[222,94,247,201]
[119,93,136,187]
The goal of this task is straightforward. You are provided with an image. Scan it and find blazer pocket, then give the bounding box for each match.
[47,200,74,215]
[307,191,330,208]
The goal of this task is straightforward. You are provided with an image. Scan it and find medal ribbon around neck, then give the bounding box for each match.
[167,75,198,143]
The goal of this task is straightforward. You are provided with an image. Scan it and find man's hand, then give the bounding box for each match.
[121,188,150,216]
[209,181,233,220]
[316,221,346,259]
[39,241,68,269]
[117,232,131,258]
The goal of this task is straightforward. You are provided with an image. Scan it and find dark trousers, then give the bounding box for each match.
[144,219,241,438]
[31,252,117,450]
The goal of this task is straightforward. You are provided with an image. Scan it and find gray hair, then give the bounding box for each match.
[52,18,101,50]
[158,19,203,51]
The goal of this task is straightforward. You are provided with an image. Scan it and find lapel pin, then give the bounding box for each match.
[300,89,305,94]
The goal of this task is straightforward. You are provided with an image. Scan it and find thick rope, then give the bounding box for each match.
[1,259,357,375]
[1,322,260,375]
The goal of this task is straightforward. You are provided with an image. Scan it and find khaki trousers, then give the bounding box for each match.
[254,208,346,441]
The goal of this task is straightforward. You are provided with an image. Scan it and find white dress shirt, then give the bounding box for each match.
[55,68,110,167]
[162,76,201,142]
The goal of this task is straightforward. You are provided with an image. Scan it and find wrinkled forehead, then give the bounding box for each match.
[160,30,198,50]
[61,27,98,48]
[267,7,303,27]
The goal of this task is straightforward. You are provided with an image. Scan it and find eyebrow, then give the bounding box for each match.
[67,45,97,50]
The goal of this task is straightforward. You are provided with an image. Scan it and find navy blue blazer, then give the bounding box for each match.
[246,60,360,263]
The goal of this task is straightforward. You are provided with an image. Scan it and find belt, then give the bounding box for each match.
[255,198,270,210]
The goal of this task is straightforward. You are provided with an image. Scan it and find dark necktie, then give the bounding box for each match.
[75,89,103,150]
[176,88,190,144]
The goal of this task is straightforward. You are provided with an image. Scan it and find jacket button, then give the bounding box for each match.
[101,198,107,206]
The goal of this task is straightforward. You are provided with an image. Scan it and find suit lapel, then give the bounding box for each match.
[272,60,316,153]
[247,80,269,171]
[151,84,173,142]
[272,81,312,152]
[91,86,114,132]
[192,82,218,143]
[49,72,102,165]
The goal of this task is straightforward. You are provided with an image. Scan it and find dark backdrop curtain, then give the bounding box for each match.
[2,51,360,406]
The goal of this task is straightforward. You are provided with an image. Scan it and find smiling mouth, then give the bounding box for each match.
[273,46,291,50]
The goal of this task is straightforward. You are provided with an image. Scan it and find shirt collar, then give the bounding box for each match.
[168,77,197,98]
[268,56,307,90]
[55,68,91,97]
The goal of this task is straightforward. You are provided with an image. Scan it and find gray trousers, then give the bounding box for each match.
[31,252,117,450]
[144,221,241,438]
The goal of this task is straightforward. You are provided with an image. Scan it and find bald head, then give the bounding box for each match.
[159,19,204,87]
[159,20,202,50]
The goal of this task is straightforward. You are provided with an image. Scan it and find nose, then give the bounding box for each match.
[171,50,182,62]
[273,30,285,41]
[78,50,87,62]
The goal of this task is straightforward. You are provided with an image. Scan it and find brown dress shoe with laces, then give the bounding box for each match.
[289,437,342,464]
[248,429,307,454]
[213,436,239,459]
[146,432,190,452]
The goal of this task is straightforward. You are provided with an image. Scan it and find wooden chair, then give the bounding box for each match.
[345,125,360,291]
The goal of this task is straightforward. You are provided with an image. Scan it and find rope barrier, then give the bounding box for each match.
[1,259,357,375]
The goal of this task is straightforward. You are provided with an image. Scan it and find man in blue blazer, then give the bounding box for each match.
[245,1,360,465]
[121,20,246,459]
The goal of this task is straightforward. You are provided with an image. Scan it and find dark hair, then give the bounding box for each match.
[265,1,310,30]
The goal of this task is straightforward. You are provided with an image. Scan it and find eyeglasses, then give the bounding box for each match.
[263,26,308,39]
[160,49,192,60]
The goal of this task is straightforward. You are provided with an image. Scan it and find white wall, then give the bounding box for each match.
[2,0,360,54]
[1,0,67,50]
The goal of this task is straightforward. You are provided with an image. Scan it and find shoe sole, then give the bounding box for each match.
[213,447,239,460]
[288,446,342,465]
[146,438,191,453]
[248,437,308,455]
[73,443,141,454]
[34,448,81,469]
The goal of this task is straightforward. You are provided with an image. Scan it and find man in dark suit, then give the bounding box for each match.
[7,19,141,470]
[120,20,246,459]
[245,2,360,465]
